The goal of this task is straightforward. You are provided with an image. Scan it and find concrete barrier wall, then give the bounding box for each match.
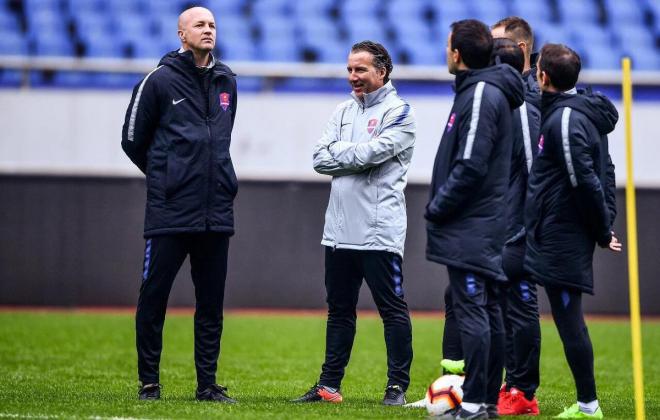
[1,176,657,315]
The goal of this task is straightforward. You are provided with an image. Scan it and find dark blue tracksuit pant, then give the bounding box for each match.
[319,247,413,390]
[136,232,230,389]
[445,267,504,405]
[501,241,541,400]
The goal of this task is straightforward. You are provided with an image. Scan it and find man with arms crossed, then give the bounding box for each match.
[425,19,524,419]
[121,7,238,403]
[525,44,620,419]
[293,41,416,406]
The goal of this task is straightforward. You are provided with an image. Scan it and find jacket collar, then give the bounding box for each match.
[351,81,395,108]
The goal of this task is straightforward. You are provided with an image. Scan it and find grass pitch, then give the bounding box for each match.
[0,311,658,419]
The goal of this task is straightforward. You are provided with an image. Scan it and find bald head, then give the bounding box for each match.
[177,7,216,54]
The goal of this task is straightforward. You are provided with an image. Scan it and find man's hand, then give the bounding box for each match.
[609,234,622,252]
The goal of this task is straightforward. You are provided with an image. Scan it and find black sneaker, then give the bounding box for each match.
[485,403,499,418]
[291,384,343,403]
[138,383,161,400]
[456,404,489,419]
[383,384,406,406]
[196,384,237,403]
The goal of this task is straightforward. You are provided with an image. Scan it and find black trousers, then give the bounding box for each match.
[546,285,597,402]
[501,241,541,400]
[446,267,504,404]
[136,232,230,389]
[319,247,413,390]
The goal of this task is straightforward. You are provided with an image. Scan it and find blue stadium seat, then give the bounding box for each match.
[25,8,68,35]
[252,0,292,17]
[571,24,615,51]
[131,40,171,59]
[603,0,644,24]
[291,0,335,19]
[216,38,257,61]
[66,0,106,14]
[206,0,247,15]
[0,69,23,87]
[535,23,572,46]
[391,17,433,45]
[31,31,75,56]
[401,41,445,66]
[580,45,622,69]
[616,26,655,49]
[258,37,300,62]
[302,38,346,63]
[343,16,388,45]
[2,30,25,55]
[216,15,253,42]
[143,0,187,15]
[106,0,144,14]
[339,0,383,20]
[93,72,143,88]
[469,0,508,25]
[25,0,62,12]
[71,11,112,40]
[82,32,124,57]
[0,10,21,32]
[114,14,152,44]
[556,0,600,25]
[152,13,180,45]
[385,0,429,20]
[297,16,339,45]
[256,16,296,40]
[624,47,660,70]
[508,0,551,23]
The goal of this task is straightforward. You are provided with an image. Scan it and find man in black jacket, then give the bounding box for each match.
[425,19,524,419]
[525,44,621,418]
[121,7,238,403]
[490,18,544,416]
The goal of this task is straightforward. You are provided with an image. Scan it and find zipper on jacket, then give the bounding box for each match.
[201,74,212,229]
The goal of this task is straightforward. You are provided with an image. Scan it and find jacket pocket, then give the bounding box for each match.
[216,150,238,198]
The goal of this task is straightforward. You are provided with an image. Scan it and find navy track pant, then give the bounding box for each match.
[546,286,597,402]
[136,232,230,389]
[319,247,413,390]
[501,241,541,400]
[446,267,504,405]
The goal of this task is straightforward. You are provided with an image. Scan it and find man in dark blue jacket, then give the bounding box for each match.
[425,19,524,419]
[490,18,544,416]
[121,7,238,403]
[525,44,621,419]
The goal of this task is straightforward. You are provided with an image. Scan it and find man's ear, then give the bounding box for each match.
[451,48,461,65]
[178,29,185,42]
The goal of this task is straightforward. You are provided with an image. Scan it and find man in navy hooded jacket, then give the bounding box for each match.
[525,44,621,419]
[425,19,524,419]
[121,7,238,403]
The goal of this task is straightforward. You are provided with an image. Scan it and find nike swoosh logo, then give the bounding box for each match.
[172,98,186,105]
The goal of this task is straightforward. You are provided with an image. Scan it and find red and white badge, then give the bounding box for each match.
[219,92,231,111]
[367,118,378,134]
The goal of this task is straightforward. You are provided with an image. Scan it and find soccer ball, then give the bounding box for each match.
[425,374,464,416]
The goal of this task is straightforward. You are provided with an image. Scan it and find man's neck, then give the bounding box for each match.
[180,46,212,67]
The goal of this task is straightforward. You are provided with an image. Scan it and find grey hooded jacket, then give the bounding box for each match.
[313,81,416,257]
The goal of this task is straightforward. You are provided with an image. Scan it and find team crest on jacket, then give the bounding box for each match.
[367,118,378,134]
[219,92,231,111]
[538,134,544,155]
[446,112,456,133]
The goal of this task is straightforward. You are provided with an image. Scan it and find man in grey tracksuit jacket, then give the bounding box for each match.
[295,41,415,406]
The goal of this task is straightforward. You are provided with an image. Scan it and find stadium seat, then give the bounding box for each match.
[206,0,247,16]
[297,16,339,45]
[343,16,389,45]
[391,17,433,46]
[25,8,69,35]
[616,26,655,49]
[24,0,62,12]
[581,45,622,69]
[385,0,429,20]
[71,11,112,40]
[535,23,572,46]
[301,38,346,63]
[339,0,383,20]
[66,0,106,14]
[106,0,144,15]
[131,41,171,59]
[400,41,445,66]
[0,10,21,32]
[291,0,336,19]
[259,37,300,62]
[602,0,644,24]
[625,48,660,70]
[556,0,600,25]
[143,0,188,15]
[2,31,25,55]
[251,0,292,17]
[0,69,23,87]
[469,0,508,25]
[571,24,615,51]
[508,0,552,23]
[216,38,258,62]
[82,32,124,58]
[31,31,75,56]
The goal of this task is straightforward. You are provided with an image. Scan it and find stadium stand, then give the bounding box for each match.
[0,0,658,87]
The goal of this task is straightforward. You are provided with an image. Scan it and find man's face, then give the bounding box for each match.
[347,51,386,98]
[179,8,216,53]
[446,32,459,74]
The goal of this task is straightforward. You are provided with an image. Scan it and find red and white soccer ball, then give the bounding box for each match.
[425,374,465,416]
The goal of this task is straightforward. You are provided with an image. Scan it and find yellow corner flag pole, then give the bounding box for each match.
[622,57,645,420]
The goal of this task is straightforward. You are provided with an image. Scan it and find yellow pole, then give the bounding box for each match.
[622,57,645,420]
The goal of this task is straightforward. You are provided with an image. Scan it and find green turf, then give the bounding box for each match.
[0,312,657,419]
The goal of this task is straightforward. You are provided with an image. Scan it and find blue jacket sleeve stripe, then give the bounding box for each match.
[380,103,411,131]
[561,107,578,187]
[520,101,533,172]
[127,65,163,142]
[463,81,486,159]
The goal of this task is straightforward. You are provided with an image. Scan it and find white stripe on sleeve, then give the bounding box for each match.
[463,81,485,159]
[561,107,578,187]
[127,65,163,142]
[520,102,533,172]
